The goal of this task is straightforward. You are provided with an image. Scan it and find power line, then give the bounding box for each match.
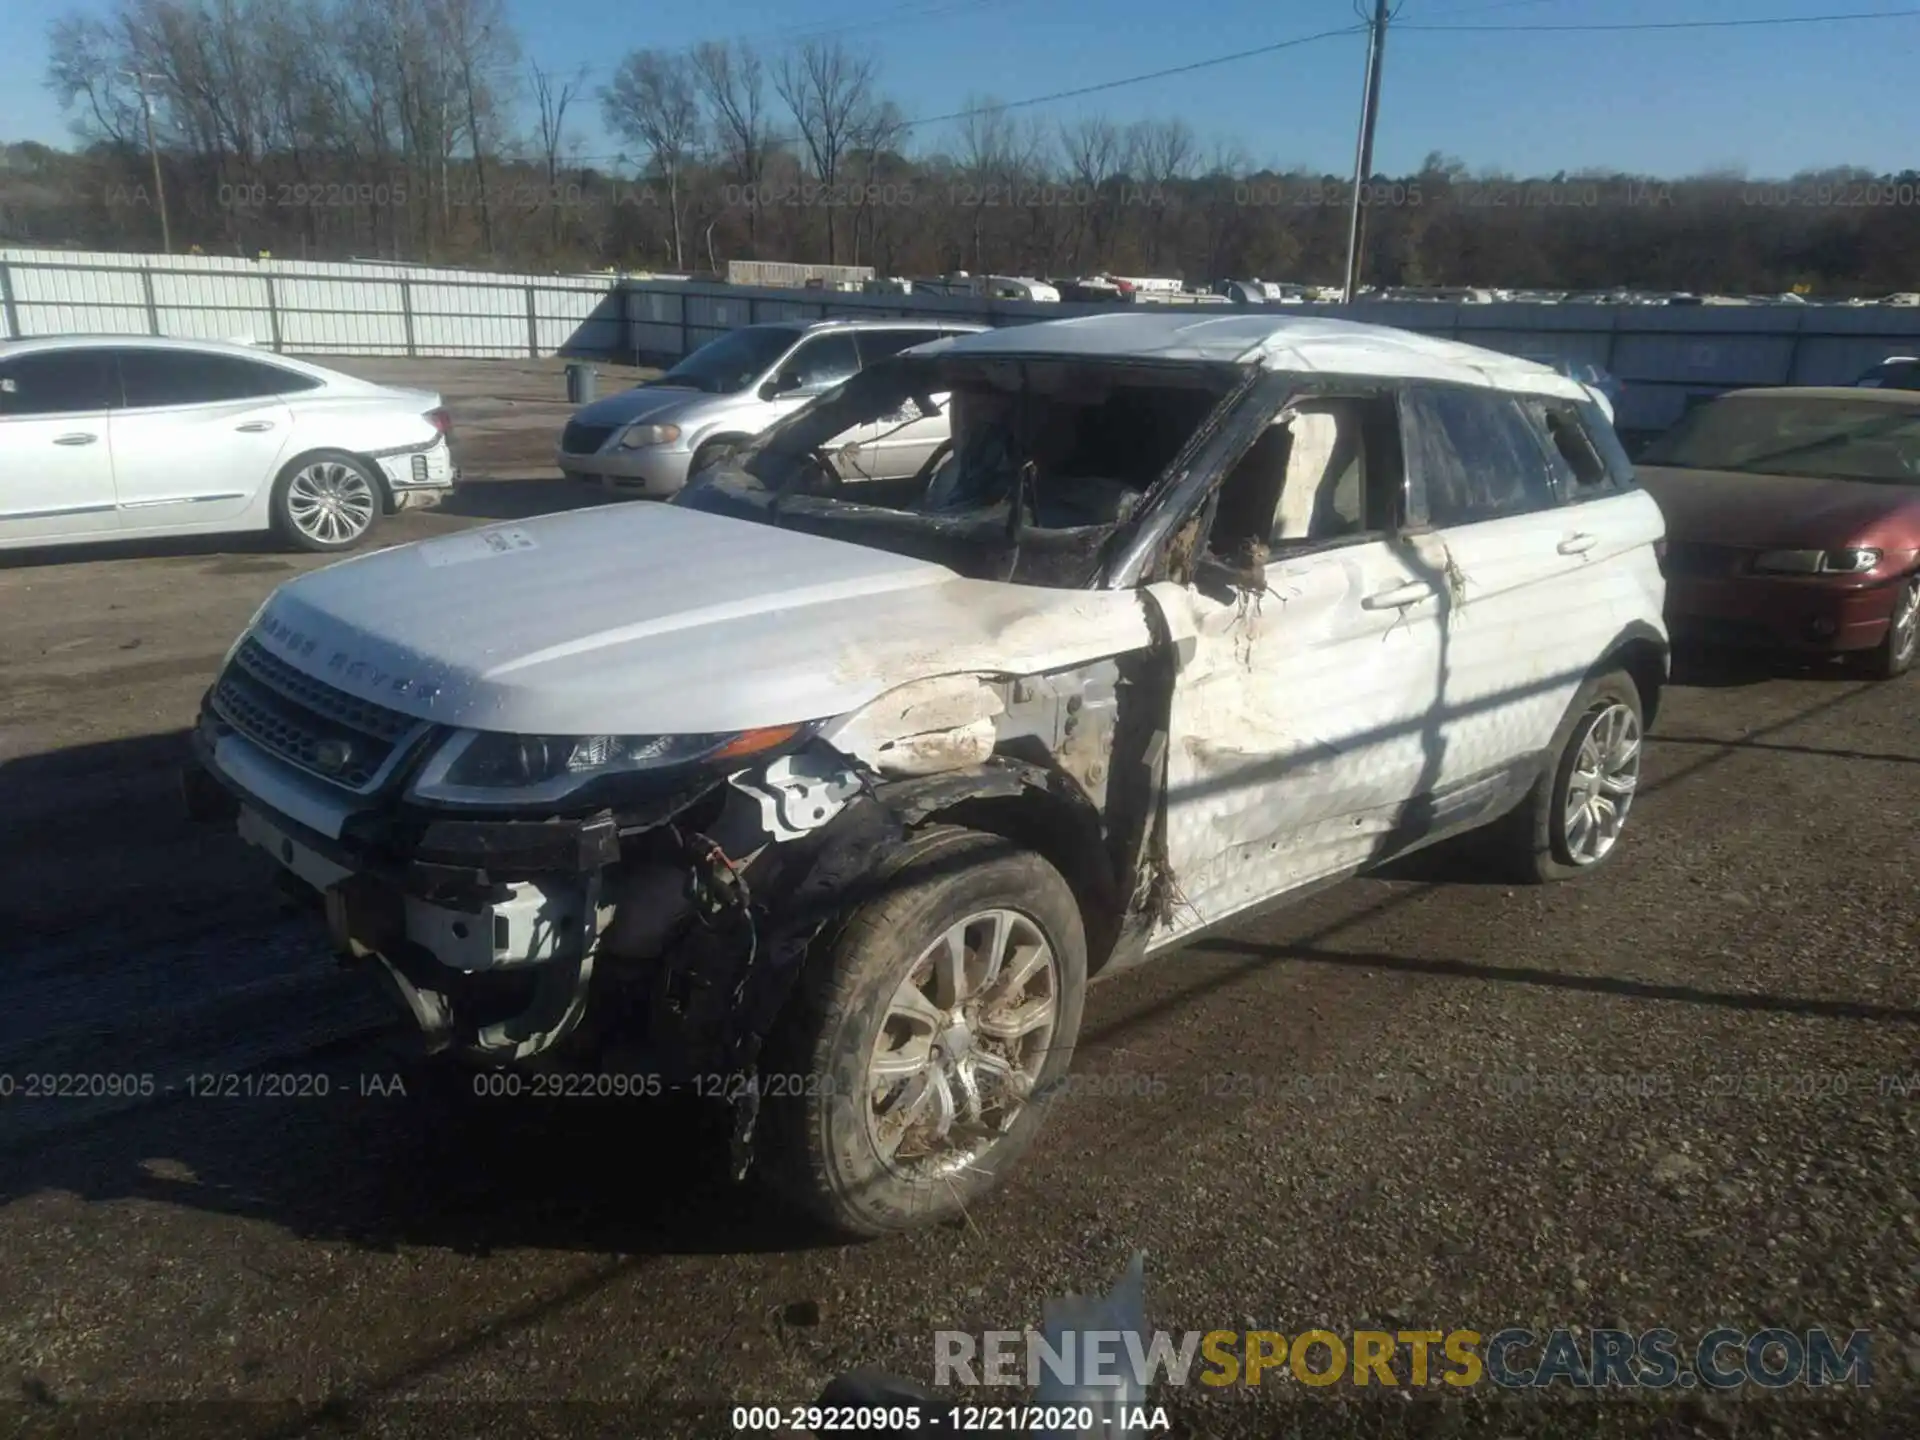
[901,23,1367,128]
[1398,6,1920,31]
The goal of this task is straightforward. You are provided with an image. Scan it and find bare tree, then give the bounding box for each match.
[1127,117,1196,268]
[953,97,1016,272]
[530,60,586,250]
[603,48,702,269]
[773,40,882,265]
[46,17,142,148]
[846,96,907,267]
[434,0,518,259]
[1060,115,1121,271]
[691,40,774,256]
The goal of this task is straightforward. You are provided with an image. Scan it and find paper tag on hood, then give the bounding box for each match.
[418,527,538,566]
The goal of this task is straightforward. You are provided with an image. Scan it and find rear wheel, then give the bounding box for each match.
[755,827,1087,1237]
[1863,577,1919,680]
[272,450,384,552]
[1488,670,1645,883]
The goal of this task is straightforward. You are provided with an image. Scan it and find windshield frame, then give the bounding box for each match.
[654,323,807,395]
[674,351,1254,589]
[1639,392,1920,484]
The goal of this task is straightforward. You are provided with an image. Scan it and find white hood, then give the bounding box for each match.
[247,502,1153,736]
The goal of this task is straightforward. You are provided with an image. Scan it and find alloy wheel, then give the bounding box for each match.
[1562,701,1642,865]
[865,909,1061,1178]
[1890,580,1920,667]
[286,461,377,546]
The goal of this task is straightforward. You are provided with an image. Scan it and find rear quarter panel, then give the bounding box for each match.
[283,393,439,467]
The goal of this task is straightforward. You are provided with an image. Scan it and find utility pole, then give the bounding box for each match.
[123,70,172,253]
[1340,0,1391,304]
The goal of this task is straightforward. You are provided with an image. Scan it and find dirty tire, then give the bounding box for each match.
[1489,669,1645,884]
[270,449,385,553]
[754,826,1088,1238]
[1861,576,1919,680]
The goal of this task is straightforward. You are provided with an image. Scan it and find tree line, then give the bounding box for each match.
[4,0,1916,295]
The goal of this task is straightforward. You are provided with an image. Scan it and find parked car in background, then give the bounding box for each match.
[1635,386,1920,678]
[1854,355,1920,390]
[184,311,1667,1236]
[0,336,454,553]
[555,319,984,498]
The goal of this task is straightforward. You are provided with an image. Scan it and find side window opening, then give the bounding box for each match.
[782,332,861,392]
[1206,393,1404,561]
[1535,402,1611,497]
[0,350,119,416]
[1404,386,1559,527]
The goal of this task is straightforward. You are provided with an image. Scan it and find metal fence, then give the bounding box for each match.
[621,279,1920,437]
[7,248,1917,436]
[0,248,626,358]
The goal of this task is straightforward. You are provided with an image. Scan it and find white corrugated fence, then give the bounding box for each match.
[0,248,628,358]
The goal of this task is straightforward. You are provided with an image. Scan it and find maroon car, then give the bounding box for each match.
[1635,387,1920,679]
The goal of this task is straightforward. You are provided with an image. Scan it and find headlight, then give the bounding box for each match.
[617,423,681,449]
[407,724,806,806]
[1751,548,1882,575]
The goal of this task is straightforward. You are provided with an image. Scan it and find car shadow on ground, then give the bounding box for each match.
[0,1051,848,1260]
[1667,642,1865,688]
[0,531,297,571]
[430,474,624,523]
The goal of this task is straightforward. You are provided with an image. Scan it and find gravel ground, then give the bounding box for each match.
[0,357,1914,1440]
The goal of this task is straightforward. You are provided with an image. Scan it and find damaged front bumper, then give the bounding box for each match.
[183,714,897,1092]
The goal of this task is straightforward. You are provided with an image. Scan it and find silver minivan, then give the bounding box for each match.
[556,318,985,497]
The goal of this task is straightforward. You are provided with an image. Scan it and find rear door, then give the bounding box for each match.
[0,348,122,545]
[108,349,305,528]
[1398,383,1600,796]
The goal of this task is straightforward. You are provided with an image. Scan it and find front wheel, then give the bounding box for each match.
[1862,577,1919,680]
[689,438,742,478]
[1489,670,1645,883]
[755,827,1087,1237]
[271,451,384,552]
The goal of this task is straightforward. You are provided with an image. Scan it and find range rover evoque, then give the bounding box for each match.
[183,313,1669,1236]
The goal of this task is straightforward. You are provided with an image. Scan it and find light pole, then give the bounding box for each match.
[122,69,172,253]
[1340,0,1390,304]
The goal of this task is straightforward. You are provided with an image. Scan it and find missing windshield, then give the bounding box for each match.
[676,354,1242,586]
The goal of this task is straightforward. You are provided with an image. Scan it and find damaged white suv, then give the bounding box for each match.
[183,313,1668,1235]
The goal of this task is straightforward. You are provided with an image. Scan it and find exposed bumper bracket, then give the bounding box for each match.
[469,867,605,1063]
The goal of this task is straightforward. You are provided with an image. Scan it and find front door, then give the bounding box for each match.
[1146,390,1448,946]
[0,348,122,545]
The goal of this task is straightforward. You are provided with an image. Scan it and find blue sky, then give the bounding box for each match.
[4,0,1917,177]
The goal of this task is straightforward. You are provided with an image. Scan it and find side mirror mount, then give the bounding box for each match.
[770,369,804,396]
[1193,546,1267,604]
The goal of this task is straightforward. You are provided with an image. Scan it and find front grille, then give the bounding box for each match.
[562,421,616,455]
[211,638,422,792]
[1662,542,1747,578]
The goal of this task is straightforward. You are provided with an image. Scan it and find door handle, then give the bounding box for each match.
[1362,581,1435,610]
[54,433,98,446]
[235,421,275,432]
[1557,532,1598,555]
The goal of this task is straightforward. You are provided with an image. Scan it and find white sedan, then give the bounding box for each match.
[0,336,457,553]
